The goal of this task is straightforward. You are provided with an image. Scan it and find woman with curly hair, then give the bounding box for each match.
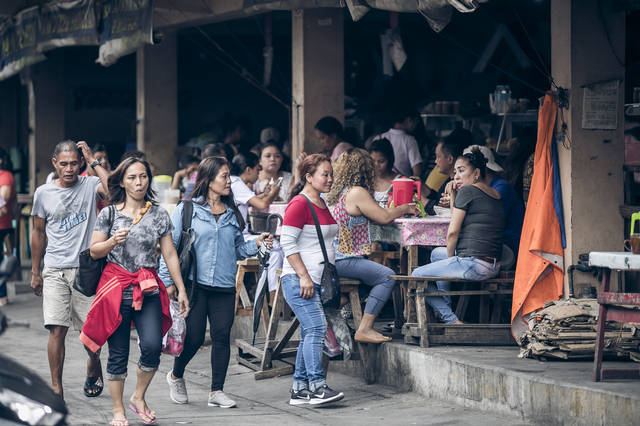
[326,148,418,343]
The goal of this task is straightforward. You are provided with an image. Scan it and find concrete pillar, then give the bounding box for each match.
[21,55,66,193]
[136,33,177,175]
[551,0,625,292]
[0,78,18,152]
[291,8,344,157]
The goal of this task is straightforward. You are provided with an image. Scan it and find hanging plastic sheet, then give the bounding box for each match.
[512,93,565,342]
[0,7,46,81]
[38,0,99,51]
[96,0,154,66]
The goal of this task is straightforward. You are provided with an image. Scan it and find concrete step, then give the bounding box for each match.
[330,341,639,425]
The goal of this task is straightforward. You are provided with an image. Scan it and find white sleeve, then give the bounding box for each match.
[231,179,256,205]
[280,225,302,258]
[407,136,423,167]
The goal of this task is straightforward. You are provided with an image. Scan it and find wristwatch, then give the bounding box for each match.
[90,159,102,169]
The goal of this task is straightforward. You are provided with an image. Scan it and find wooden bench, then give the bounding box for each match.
[390,273,515,347]
[235,258,259,315]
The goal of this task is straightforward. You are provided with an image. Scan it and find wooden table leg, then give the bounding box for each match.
[407,245,419,274]
[593,268,611,382]
[415,285,430,348]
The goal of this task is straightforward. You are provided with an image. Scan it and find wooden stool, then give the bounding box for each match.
[391,273,515,348]
[339,277,380,384]
[339,278,363,329]
[235,258,259,315]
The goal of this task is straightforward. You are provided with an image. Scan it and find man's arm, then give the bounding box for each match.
[31,216,46,296]
[77,141,109,198]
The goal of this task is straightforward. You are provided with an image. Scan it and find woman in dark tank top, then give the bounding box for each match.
[411,148,505,324]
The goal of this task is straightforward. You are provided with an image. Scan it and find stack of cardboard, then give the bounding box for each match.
[518,299,640,361]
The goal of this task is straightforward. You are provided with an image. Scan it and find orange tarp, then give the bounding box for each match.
[511,93,564,340]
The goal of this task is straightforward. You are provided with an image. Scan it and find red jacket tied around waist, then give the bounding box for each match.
[80,263,172,353]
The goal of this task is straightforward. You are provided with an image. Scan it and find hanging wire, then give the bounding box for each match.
[166,0,290,110]
[184,33,290,110]
[418,8,548,96]
[597,0,625,68]
[510,6,559,90]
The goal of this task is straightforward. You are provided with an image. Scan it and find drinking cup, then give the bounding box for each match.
[624,233,640,254]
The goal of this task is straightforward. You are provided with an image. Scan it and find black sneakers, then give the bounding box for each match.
[309,385,344,405]
[289,388,314,405]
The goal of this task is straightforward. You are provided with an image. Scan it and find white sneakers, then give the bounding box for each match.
[167,370,236,408]
[166,371,188,404]
[207,391,236,408]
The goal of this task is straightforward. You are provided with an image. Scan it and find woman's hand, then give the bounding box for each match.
[111,228,130,245]
[177,291,190,318]
[256,232,274,249]
[401,202,420,217]
[299,275,314,299]
[166,285,177,300]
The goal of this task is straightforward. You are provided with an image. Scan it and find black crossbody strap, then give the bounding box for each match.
[182,200,193,231]
[301,195,330,265]
[181,200,197,289]
[107,205,115,236]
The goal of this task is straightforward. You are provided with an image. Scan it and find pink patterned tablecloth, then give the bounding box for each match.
[394,217,450,247]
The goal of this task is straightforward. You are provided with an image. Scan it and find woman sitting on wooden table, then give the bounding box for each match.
[411,148,505,324]
[327,148,418,343]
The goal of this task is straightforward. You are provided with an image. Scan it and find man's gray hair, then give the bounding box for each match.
[52,140,78,158]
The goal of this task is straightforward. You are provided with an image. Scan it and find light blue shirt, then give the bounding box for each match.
[158,199,258,289]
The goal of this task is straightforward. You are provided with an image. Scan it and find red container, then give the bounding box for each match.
[391,178,420,206]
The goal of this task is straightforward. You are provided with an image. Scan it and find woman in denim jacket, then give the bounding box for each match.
[159,156,272,409]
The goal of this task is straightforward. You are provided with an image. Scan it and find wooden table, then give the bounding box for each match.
[370,216,450,272]
[589,251,640,381]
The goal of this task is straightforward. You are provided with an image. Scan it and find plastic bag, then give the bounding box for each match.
[322,308,354,360]
[162,300,186,356]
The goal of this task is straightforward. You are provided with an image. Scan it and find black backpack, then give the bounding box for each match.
[176,200,196,302]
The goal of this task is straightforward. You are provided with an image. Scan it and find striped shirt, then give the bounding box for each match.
[281,195,338,284]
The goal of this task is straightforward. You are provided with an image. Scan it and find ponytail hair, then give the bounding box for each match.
[230,152,259,176]
[460,146,488,179]
[288,153,331,201]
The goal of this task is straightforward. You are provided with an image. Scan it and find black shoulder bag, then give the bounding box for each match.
[176,200,197,302]
[74,205,115,297]
[301,195,340,308]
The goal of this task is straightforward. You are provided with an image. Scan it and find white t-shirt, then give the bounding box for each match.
[231,176,256,234]
[375,128,422,177]
[31,176,102,268]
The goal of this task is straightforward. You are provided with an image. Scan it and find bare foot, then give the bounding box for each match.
[453,320,464,325]
[354,328,392,344]
[0,296,8,305]
[111,408,127,425]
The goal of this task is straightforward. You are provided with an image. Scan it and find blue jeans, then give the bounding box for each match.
[281,274,327,392]
[106,294,163,381]
[335,257,395,316]
[411,247,500,324]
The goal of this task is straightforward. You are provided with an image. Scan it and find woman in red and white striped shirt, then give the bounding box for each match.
[280,154,344,406]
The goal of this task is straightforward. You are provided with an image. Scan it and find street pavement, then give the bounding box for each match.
[0,294,531,425]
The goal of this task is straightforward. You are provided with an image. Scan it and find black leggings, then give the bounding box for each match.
[172,286,235,391]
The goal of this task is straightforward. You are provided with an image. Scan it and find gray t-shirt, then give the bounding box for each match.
[94,204,173,273]
[32,176,102,268]
[454,185,505,259]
